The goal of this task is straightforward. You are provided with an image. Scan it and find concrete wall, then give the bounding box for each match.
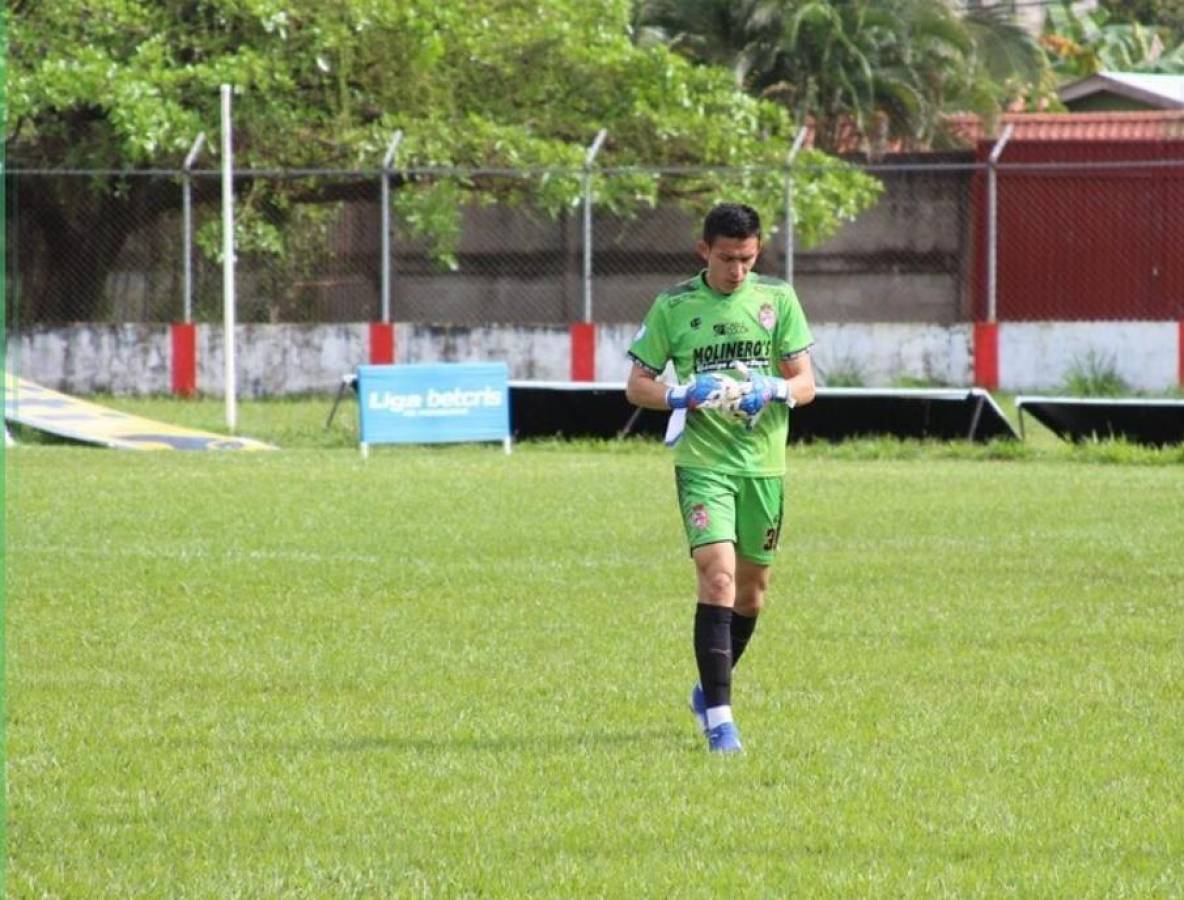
[10,320,1179,396]
[811,323,973,385]
[386,164,975,326]
[397,324,571,382]
[198,324,368,397]
[10,324,171,395]
[794,163,972,324]
[999,322,1180,393]
[593,322,974,386]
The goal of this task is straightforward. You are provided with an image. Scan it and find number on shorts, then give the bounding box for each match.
[762,526,780,551]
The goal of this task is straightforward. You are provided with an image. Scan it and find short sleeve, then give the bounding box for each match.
[777,287,814,360]
[628,300,671,374]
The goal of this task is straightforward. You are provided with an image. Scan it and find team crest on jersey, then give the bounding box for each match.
[759,303,777,330]
[689,503,710,531]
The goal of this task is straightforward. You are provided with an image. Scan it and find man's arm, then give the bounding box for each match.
[779,352,816,408]
[626,363,672,410]
[626,362,727,411]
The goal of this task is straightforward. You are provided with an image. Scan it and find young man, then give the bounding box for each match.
[625,202,816,754]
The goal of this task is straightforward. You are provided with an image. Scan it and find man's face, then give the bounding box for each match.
[697,235,761,295]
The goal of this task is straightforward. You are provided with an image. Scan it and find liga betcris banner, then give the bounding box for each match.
[356,363,511,452]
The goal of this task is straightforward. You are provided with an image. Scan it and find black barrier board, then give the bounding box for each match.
[788,387,1016,443]
[508,381,667,439]
[508,383,1017,443]
[1016,396,1184,446]
[330,377,1018,443]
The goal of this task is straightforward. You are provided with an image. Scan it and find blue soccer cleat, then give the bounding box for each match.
[688,684,708,736]
[707,721,743,754]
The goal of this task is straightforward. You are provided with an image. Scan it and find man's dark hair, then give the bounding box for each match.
[702,203,762,244]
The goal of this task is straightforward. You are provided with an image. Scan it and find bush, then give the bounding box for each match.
[1063,349,1129,397]
[820,356,867,387]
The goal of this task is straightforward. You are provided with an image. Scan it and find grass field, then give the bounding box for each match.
[6,398,1184,896]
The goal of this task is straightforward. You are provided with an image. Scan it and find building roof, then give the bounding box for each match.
[944,109,1184,143]
[1058,72,1184,109]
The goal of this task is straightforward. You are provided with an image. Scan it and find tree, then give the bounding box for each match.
[633,0,1047,153]
[630,0,784,88]
[6,0,880,322]
[1098,0,1184,46]
[1043,1,1184,77]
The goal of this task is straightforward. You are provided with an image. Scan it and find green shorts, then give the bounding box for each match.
[674,467,785,565]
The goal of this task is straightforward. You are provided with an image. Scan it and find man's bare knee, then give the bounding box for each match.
[696,564,735,605]
[734,559,771,616]
[704,568,734,598]
[734,590,765,617]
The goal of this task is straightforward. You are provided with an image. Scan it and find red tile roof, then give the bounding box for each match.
[945,110,1184,143]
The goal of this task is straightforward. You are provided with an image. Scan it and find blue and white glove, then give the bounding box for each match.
[666,374,725,411]
[737,370,791,418]
[727,362,795,429]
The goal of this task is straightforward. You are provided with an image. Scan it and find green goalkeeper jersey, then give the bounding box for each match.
[629,270,814,476]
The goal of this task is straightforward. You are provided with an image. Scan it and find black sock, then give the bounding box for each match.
[694,603,733,709]
[731,612,758,669]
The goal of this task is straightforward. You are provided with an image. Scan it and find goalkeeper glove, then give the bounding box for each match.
[666,374,725,411]
[737,370,794,418]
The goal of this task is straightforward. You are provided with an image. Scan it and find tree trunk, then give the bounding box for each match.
[9,176,148,324]
[5,172,402,326]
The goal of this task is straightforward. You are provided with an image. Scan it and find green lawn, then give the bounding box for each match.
[5,403,1183,896]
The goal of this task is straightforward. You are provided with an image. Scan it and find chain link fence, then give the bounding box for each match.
[5,156,1183,329]
[976,155,1184,321]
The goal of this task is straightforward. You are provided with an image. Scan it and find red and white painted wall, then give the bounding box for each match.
[8,319,1183,397]
[973,321,1184,392]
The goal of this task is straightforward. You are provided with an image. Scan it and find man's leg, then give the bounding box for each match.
[732,557,772,668]
[691,542,742,750]
[729,475,783,670]
[693,540,736,709]
[676,467,742,751]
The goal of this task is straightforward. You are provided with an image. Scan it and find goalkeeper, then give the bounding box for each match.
[625,202,816,754]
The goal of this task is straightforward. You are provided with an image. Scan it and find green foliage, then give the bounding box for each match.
[1063,348,1130,397]
[891,374,949,389]
[1043,0,1184,76]
[191,177,344,321]
[635,0,1048,153]
[1099,0,1184,56]
[818,354,867,387]
[7,0,881,291]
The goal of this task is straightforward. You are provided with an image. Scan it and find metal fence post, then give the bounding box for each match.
[220,84,237,432]
[987,123,1014,324]
[380,130,403,324]
[783,127,809,284]
[181,132,206,323]
[582,129,607,323]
